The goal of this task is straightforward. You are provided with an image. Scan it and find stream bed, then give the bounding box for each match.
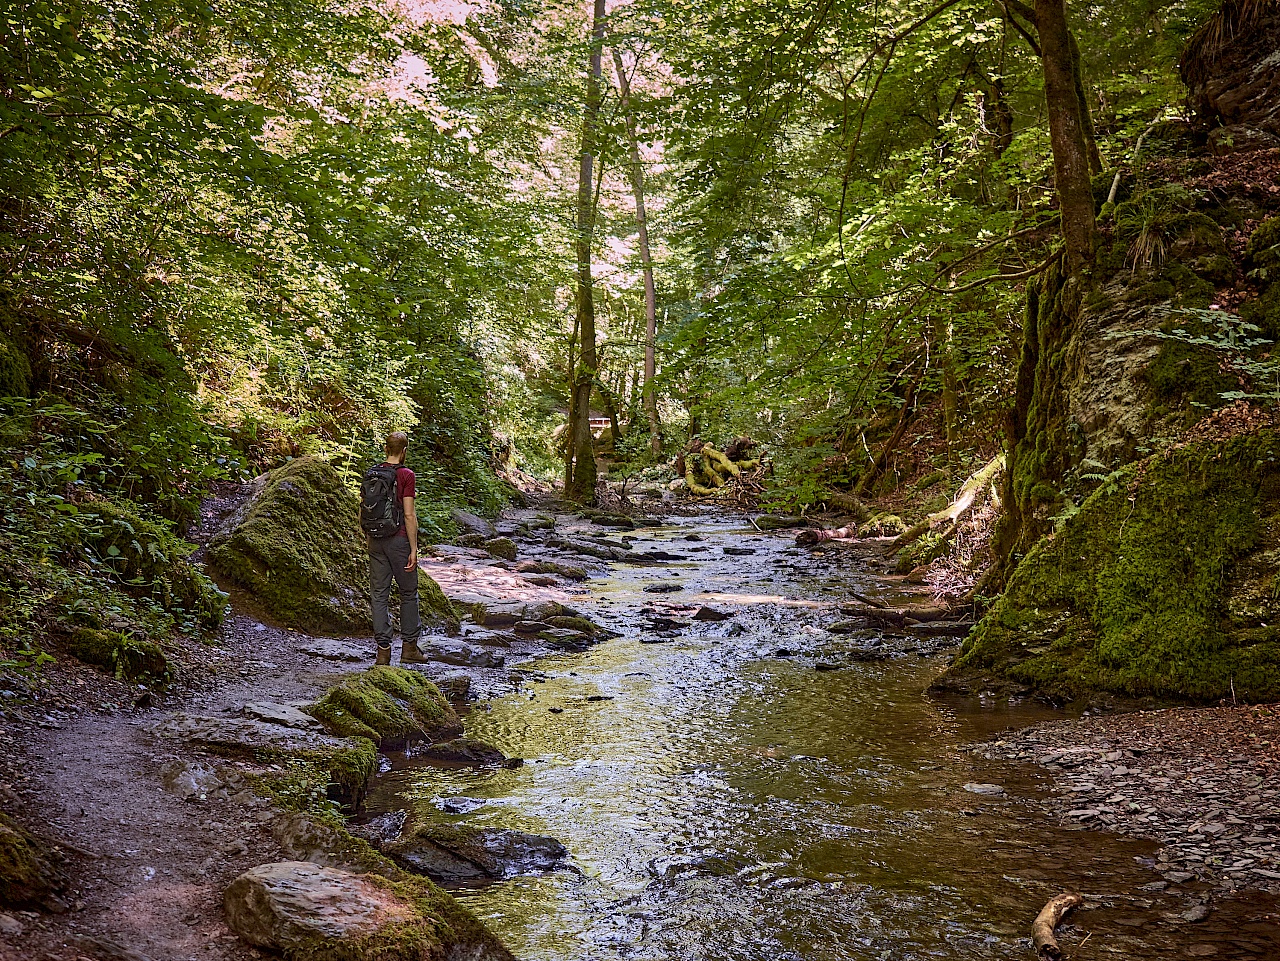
[365,514,1280,960]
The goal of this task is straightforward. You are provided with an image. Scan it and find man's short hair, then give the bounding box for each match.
[384,431,409,457]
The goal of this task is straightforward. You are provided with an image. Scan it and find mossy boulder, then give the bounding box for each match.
[83,499,226,627]
[1245,216,1280,284]
[944,432,1280,702]
[68,627,169,683]
[207,458,458,635]
[305,667,461,748]
[223,861,514,961]
[0,812,62,907]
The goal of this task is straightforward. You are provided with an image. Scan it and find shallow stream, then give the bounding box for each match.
[366,515,1280,960]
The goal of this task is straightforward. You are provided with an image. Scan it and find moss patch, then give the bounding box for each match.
[0,812,61,907]
[208,457,455,636]
[948,432,1280,702]
[67,627,169,683]
[305,667,460,748]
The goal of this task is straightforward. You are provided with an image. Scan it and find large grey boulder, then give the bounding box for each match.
[224,861,513,961]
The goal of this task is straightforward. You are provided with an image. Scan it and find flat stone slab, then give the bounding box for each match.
[150,713,360,757]
[242,702,325,731]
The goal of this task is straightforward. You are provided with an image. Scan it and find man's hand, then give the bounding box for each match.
[404,550,418,571]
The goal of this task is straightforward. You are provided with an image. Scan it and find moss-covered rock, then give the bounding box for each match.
[482,537,517,561]
[0,812,62,907]
[223,860,514,961]
[83,499,226,627]
[305,667,461,748]
[68,627,169,683]
[207,458,456,636]
[1245,216,1280,284]
[944,432,1280,702]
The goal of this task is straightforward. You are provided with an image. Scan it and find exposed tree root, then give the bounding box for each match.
[1032,891,1084,960]
[676,439,766,505]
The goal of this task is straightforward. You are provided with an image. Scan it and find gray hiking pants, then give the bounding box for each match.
[368,535,420,650]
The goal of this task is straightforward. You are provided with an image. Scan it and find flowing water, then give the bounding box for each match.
[365,514,1280,960]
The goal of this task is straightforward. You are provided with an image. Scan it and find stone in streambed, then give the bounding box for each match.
[384,823,568,887]
[514,560,587,581]
[753,515,807,530]
[243,701,326,731]
[423,641,505,668]
[410,737,508,767]
[483,537,518,561]
[514,620,553,634]
[827,619,868,634]
[963,783,1006,796]
[693,606,731,622]
[643,583,683,594]
[223,860,513,960]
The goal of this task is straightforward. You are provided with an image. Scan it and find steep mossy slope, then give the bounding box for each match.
[208,457,458,635]
[945,431,1280,703]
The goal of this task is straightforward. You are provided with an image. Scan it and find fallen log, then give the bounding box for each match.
[891,454,1004,551]
[795,526,857,546]
[838,602,955,626]
[1032,891,1084,961]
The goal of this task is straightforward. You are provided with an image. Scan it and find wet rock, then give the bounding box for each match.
[770,648,794,657]
[483,537,518,561]
[1181,902,1212,923]
[224,860,513,960]
[527,600,581,622]
[633,550,688,561]
[722,547,756,555]
[430,797,486,815]
[963,783,1006,796]
[423,641,505,669]
[693,606,731,622]
[683,533,704,541]
[814,662,843,672]
[432,673,471,702]
[384,823,568,886]
[589,512,636,529]
[639,636,675,645]
[410,737,507,767]
[646,616,689,631]
[541,629,595,652]
[348,812,408,848]
[451,508,497,539]
[643,583,683,594]
[160,759,226,801]
[243,701,326,731]
[0,913,21,936]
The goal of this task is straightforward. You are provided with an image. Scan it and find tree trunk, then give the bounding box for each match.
[611,47,662,458]
[565,0,607,504]
[1035,0,1097,276]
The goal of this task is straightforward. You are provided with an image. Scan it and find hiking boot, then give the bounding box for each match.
[400,641,429,665]
[375,647,392,666]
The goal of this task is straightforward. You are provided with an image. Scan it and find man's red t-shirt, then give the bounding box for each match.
[387,464,415,538]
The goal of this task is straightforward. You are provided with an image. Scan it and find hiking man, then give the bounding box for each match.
[360,431,427,665]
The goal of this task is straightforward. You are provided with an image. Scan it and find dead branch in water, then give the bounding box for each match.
[1032,891,1084,960]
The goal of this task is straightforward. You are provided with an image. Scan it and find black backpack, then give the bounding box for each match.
[359,463,403,538]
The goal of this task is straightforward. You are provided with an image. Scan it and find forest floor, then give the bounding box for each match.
[0,490,1278,960]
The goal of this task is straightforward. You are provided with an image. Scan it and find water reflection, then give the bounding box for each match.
[364,516,1280,960]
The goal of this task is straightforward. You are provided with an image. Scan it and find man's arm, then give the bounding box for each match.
[403,495,418,570]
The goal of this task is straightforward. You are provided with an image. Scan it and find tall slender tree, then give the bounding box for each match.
[611,46,662,457]
[565,0,608,503]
